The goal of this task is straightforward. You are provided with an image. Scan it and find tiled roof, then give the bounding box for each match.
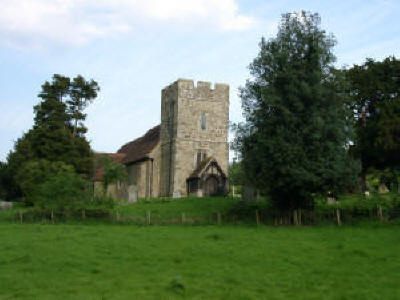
[117,124,161,165]
[93,153,126,181]
[188,157,226,179]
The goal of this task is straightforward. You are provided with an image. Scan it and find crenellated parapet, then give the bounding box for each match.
[162,79,229,102]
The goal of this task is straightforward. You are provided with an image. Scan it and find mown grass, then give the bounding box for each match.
[0,224,399,299]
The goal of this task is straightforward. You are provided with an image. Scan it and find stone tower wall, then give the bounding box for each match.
[160,79,229,197]
[160,81,179,196]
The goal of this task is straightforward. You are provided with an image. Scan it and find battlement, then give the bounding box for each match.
[162,78,229,91]
[162,79,229,101]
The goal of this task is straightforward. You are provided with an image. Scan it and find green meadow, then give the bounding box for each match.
[0,224,399,299]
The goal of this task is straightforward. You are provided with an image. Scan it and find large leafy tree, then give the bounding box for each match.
[234,12,360,212]
[6,74,99,199]
[346,57,400,190]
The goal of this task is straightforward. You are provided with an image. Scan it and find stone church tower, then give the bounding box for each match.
[94,79,229,199]
[160,79,229,197]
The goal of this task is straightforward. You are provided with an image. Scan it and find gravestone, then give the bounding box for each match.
[0,201,13,210]
[243,186,261,202]
[128,185,138,203]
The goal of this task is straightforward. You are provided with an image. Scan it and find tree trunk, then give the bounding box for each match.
[73,118,77,137]
[293,209,298,226]
[298,209,302,225]
[360,169,367,192]
[377,205,383,221]
[336,208,341,226]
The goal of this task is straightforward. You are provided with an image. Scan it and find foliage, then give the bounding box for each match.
[233,12,360,211]
[97,155,128,193]
[15,160,74,202]
[0,225,399,299]
[67,75,100,137]
[366,168,400,192]
[228,159,244,186]
[346,57,400,188]
[30,171,89,210]
[0,162,6,199]
[314,192,400,212]
[91,195,115,209]
[0,162,19,200]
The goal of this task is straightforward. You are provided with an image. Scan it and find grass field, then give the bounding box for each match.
[115,197,240,224]
[0,197,244,225]
[0,224,399,299]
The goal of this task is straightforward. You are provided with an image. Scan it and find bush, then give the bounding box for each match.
[16,160,74,203]
[90,195,115,209]
[30,171,88,211]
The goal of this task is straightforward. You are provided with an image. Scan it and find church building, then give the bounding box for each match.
[94,79,229,199]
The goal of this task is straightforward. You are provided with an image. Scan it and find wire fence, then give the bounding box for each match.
[2,206,400,226]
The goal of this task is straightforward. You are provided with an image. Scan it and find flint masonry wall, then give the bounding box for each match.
[160,79,229,197]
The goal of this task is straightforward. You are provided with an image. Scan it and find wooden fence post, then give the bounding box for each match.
[147,211,151,225]
[181,212,186,224]
[255,210,260,226]
[51,209,54,224]
[377,204,383,221]
[336,208,341,226]
[116,211,120,222]
[293,210,298,226]
[82,209,86,220]
[217,212,221,225]
[298,209,302,225]
[19,210,23,224]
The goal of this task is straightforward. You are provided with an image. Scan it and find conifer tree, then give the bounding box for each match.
[68,75,99,137]
[234,12,360,212]
[6,74,98,199]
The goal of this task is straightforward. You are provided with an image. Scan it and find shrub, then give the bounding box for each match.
[16,160,74,203]
[30,171,88,211]
[91,195,115,209]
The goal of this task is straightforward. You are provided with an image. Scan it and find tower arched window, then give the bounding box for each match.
[200,112,206,130]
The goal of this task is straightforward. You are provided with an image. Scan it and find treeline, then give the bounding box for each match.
[231,12,400,216]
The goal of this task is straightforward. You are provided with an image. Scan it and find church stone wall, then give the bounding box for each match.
[149,143,161,198]
[160,79,229,197]
[160,81,179,196]
[126,161,147,198]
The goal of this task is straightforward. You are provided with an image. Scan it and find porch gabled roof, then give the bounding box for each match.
[188,157,226,180]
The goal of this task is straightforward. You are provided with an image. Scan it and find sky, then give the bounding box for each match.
[1,0,399,162]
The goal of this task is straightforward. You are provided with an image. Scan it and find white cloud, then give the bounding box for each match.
[0,0,256,48]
